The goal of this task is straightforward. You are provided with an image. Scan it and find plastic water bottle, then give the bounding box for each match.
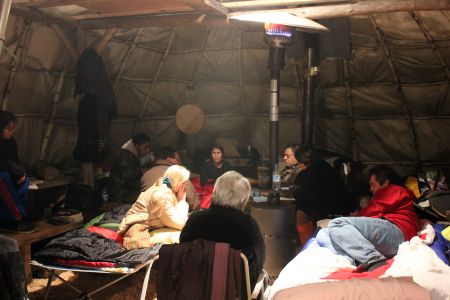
[101,187,109,203]
[272,164,281,191]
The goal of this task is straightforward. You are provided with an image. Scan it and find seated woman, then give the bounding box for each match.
[118,165,190,250]
[199,144,232,208]
[180,171,265,289]
[293,146,355,246]
[0,111,36,233]
[108,132,151,203]
[200,144,232,186]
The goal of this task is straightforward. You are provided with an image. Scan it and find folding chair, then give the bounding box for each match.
[30,256,157,300]
[240,253,269,300]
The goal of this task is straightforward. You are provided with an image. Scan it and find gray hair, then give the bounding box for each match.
[212,171,251,211]
[163,165,190,189]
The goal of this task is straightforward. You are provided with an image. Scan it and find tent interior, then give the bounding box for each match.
[1,0,449,181]
[1,1,450,299]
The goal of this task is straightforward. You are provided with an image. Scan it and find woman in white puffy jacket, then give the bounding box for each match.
[118,165,190,249]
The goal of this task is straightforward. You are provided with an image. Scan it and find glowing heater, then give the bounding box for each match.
[265,23,293,175]
[228,11,328,31]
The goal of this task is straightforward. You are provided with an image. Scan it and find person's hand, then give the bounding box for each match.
[176,183,186,201]
[16,175,26,185]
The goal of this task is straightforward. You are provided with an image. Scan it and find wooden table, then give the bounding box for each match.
[27,177,79,220]
[3,220,83,283]
[29,177,78,190]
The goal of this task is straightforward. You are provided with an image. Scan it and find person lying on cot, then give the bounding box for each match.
[316,164,418,272]
[118,165,190,250]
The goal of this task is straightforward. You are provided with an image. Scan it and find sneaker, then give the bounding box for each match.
[0,220,38,233]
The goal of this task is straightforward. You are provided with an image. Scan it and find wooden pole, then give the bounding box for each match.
[50,24,78,61]
[226,0,450,20]
[39,65,68,162]
[113,28,144,90]
[0,0,13,55]
[94,27,117,54]
[39,24,78,163]
[410,11,450,117]
[370,15,422,171]
[133,28,177,132]
[343,58,359,162]
[1,20,32,110]
[237,30,251,152]
[76,25,86,56]
[410,11,450,80]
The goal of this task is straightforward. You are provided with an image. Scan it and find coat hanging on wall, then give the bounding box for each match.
[73,48,118,163]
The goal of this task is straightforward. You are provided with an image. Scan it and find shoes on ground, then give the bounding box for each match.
[0,220,38,233]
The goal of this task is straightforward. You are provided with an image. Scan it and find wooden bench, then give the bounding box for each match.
[3,220,83,283]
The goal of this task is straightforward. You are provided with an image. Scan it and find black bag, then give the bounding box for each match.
[416,190,450,221]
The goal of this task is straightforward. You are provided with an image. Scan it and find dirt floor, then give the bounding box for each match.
[28,267,157,300]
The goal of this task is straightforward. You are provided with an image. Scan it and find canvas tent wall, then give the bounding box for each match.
[0,6,449,177]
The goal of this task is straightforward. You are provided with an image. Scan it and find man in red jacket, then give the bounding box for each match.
[317,165,417,272]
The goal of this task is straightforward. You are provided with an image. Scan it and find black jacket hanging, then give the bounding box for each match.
[73,48,117,162]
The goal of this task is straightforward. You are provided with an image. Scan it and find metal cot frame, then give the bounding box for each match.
[30,257,157,300]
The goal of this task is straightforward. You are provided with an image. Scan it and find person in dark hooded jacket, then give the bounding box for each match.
[108,132,151,203]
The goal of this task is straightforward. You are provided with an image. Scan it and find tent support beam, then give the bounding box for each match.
[39,66,67,162]
[113,28,144,90]
[410,12,450,117]
[76,25,86,55]
[301,47,315,147]
[292,57,303,120]
[0,0,13,56]
[133,28,177,133]
[410,12,450,80]
[94,27,117,54]
[343,58,359,162]
[11,6,77,29]
[176,27,210,149]
[218,0,450,20]
[50,24,78,61]
[237,30,251,153]
[1,20,32,110]
[370,16,422,171]
[40,24,76,163]
[48,19,79,159]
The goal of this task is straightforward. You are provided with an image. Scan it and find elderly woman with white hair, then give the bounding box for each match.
[180,171,265,289]
[119,165,190,250]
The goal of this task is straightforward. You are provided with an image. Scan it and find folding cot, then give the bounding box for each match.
[30,255,157,300]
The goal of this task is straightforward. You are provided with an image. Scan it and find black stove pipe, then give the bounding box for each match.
[302,34,319,147]
[268,47,286,170]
